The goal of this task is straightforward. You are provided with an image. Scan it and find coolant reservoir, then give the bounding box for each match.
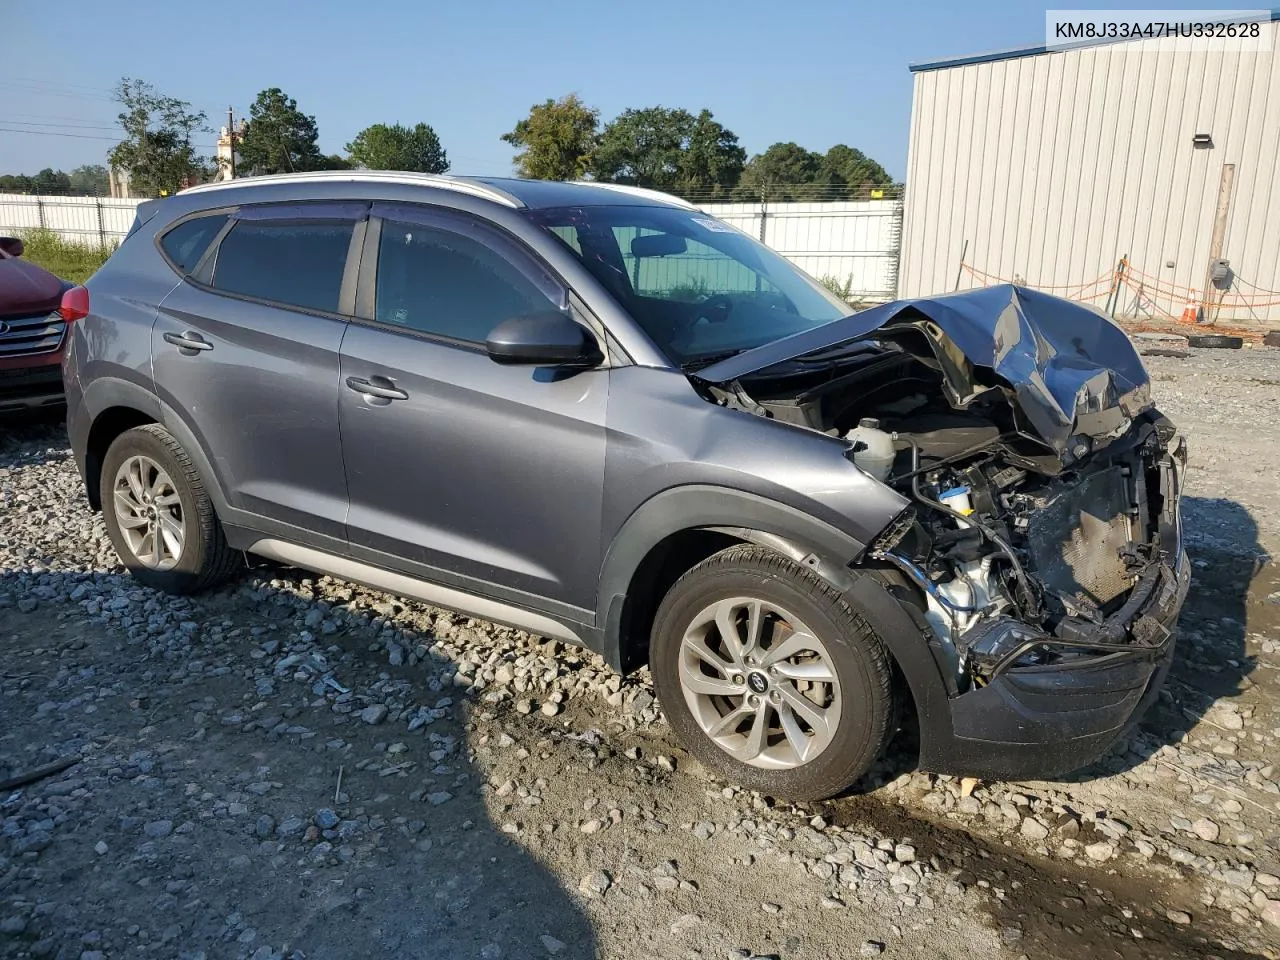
[846,417,895,482]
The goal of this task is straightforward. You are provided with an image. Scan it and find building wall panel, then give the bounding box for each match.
[901,21,1280,324]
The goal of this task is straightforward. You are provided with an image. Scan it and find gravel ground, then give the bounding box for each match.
[2,345,1279,960]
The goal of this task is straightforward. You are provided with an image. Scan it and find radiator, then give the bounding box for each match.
[1025,465,1136,612]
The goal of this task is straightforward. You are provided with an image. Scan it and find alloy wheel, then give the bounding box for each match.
[112,455,185,571]
[677,596,842,770]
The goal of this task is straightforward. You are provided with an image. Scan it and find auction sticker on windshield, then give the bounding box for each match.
[691,217,735,233]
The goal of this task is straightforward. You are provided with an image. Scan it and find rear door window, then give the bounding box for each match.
[159,213,229,274]
[210,217,357,314]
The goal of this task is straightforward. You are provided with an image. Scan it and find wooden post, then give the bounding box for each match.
[953,239,969,291]
[1203,163,1235,322]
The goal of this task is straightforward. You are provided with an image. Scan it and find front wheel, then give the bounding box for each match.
[650,545,896,801]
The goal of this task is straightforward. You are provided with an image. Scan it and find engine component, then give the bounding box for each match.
[845,417,896,481]
[1021,465,1137,615]
[937,485,974,516]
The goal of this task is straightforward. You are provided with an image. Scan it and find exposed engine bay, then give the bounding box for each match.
[690,286,1186,694]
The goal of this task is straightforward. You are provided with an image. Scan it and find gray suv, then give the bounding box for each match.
[63,172,1189,800]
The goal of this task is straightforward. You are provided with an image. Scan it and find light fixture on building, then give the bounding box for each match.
[1192,133,1213,148]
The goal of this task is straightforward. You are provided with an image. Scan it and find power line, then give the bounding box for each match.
[6,111,120,125]
[0,127,217,151]
[8,76,118,95]
[0,126,118,141]
[8,83,117,105]
[0,119,120,131]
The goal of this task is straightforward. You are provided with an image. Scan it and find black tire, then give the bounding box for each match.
[1186,334,1243,349]
[650,545,895,801]
[100,423,241,594]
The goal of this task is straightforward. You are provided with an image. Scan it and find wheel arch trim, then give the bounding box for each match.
[596,485,870,670]
[81,376,163,424]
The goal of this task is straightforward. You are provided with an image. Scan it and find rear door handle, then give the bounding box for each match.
[345,376,408,401]
[163,331,213,352]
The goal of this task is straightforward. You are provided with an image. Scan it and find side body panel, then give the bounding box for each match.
[339,326,608,612]
[70,178,913,675]
[592,365,911,665]
[151,283,350,539]
[67,218,183,479]
[599,365,909,552]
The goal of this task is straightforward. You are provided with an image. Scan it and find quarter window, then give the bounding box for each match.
[374,219,562,343]
[159,214,229,274]
[211,219,355,314]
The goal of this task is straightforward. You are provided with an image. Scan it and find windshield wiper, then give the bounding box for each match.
[681,349,745,371]
[788,339,883,363]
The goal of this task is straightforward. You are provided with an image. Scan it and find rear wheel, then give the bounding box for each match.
[100,424,240,594]
[650,545,895,800]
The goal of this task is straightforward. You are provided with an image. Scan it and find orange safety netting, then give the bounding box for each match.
[958,258,1279,338]
[959,263,1116,301]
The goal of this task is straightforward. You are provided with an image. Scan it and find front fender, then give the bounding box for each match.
[594,484,954,741]
[596,484,883,669]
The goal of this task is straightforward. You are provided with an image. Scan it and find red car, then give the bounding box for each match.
[0,236,85,414]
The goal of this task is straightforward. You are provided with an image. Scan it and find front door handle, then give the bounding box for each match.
[163,331,213,353]
[345,376,408,401]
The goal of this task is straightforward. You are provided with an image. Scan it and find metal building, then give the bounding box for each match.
[899,13,1280,327]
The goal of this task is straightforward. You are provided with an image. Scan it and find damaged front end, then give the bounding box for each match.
[692,285,1191,776]
[876,411,1188,687]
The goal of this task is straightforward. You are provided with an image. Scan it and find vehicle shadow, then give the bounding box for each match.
[0,408,69,466]
[1117,495,1267,758]
[0,566,598,960]
[865,494,1266,788]
[1036,493,1265,782]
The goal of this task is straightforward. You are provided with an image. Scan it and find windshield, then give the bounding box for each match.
[524,204,849,365]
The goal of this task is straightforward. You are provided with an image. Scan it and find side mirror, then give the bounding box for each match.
[485,311,600,367]
[0,237,24,258]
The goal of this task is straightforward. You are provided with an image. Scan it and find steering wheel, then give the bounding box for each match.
[684,293,735,330]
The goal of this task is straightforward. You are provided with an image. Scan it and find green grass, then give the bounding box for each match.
[18,229,116,285]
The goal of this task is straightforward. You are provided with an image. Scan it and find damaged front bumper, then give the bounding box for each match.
[921,551,1189,780]
[917,437,1191,780]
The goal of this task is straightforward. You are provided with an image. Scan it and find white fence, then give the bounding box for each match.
[0,193,142,246]
[699,199,904,304]
[0,192,906,302]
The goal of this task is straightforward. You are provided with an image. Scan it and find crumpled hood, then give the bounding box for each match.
[694,284,1153,455]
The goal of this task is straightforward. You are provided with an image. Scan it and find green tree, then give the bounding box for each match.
[68,164,110,196]
[0,174,35,193]
[680,110,747,197]
[735,142,894,201]
[819,145,892,195]
[238,88,325,175]
[734,143,823,200]
[346,122,448,173]
[590,107,744,198]
[108,78,209,197]
[501,94,599,180]
[31,168,72,195]
[318,154,352,170]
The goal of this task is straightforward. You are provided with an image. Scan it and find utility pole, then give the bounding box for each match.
[227,105,237,180]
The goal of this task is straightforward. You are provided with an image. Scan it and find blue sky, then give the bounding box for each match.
[3,0,1078,179]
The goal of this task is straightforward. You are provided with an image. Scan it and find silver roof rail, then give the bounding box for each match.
[178,170,520,207]
[572,182,698,210]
